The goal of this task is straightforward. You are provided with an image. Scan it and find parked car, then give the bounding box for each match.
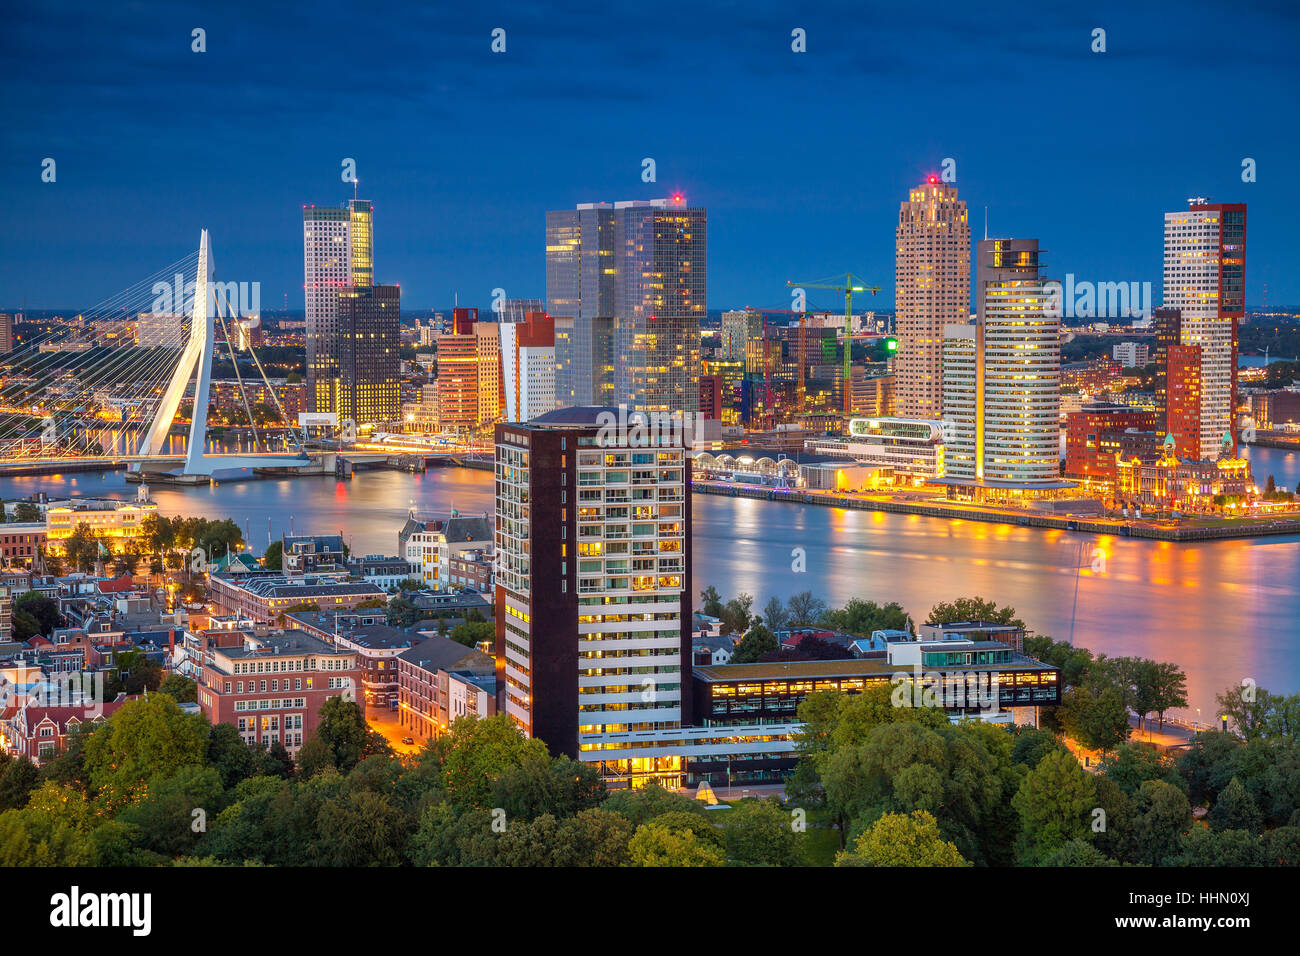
[401,736,415,746]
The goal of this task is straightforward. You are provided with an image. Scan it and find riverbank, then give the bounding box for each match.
[692,481,1300,542]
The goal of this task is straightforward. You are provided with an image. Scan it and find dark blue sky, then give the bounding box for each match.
[3,0,1297,312]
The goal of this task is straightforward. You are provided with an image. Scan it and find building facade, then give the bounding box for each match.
[495,406,691,787]
[195,628,362,754]
[304,199,373,415]
[335,283,400,426]
[1162,199,1246,459]
[943,239,1061,492]
[895,180,970,420]
[499,311,556,422]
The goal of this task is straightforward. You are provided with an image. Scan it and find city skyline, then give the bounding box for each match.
[3,2,1298,310]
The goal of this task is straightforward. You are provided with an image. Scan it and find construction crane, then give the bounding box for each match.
[786,273,881,416]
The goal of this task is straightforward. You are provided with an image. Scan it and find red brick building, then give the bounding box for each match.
[1064,403,1160,479]
[195,628,363,754]
[1166,344,1203,458]
[3,701,128,763]
[0,523,46,565]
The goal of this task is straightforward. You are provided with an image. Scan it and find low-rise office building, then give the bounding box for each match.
[195,628,363,754]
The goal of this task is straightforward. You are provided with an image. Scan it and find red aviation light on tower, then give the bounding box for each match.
[672,193,684,204]
[927,175,938,184]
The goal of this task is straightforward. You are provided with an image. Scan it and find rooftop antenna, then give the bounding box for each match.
[983,206,988,241]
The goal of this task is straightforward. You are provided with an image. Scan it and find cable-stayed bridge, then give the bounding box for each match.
[0,231,322,478]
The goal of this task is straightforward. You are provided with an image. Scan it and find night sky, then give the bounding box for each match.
[3,0,1298,312]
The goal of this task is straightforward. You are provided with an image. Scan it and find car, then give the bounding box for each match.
[401,736,415,746]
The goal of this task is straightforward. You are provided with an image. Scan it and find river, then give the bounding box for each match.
[3,444,1299,722]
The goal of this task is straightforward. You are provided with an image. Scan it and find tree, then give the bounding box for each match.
[627,822,725,866]
[1130,779,1192,865]
[1059,684,1130,753]
[729,624,777,664]
[14,591,63,637]
[207,723,255,789]
[489,753,605,822]
[835,810,969,867]
[312,789,407,866]
[824,599,912,637]
[0,753,39,811]
[449,620,494,648]
[601,783,708,828]
[760,595,790,630]
[1010,726,1065,769]
[82,696,209,809]
[438,715,550,811]
[1208,776,1263,834]
[64,521,103,573]
[12,502,42,523]
[719,592,755,635]
[0,783,95,866]
[263,539,283,571]
[1012,750,1097,862]
[308,697,372,776]
[926,597,1025,629]
[1039,839,1118,866]
[699,585,723,618]
[115,765,225,858]
[723,798,803,866]
[386,597,422,629]
[1169,826,1264,867]
[158,674,198,703]
[1098,744,1180,797]
[1145,661,1189,730]
[786,590,827,626]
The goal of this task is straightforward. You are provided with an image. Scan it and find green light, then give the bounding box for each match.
[885,337,898,352]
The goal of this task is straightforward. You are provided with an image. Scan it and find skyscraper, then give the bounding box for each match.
[547,204,616,407]
[1162,199,1246,459]
[895,180,970,420]
[613,199,706,414]
[943,239,1060,491]
[336,284,400,425]
[304,199,373,415]
[494,407,691,782]
[548,197,706,414]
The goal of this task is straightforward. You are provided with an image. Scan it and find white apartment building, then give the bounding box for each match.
[1112,341,1150,368]
[495,407,690,787]
[943,239,1060,490]
[499,312,557,422]
[403,514,493,590]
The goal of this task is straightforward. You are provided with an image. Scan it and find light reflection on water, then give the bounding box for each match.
[4,445,1299,720]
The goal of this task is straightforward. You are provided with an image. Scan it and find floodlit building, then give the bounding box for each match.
[804,417,946,481]
[1162,199,1246,459]
[303,199,374,415]
[895,180,970,420]
[495,406,690,787]
[942,239,1063,496]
